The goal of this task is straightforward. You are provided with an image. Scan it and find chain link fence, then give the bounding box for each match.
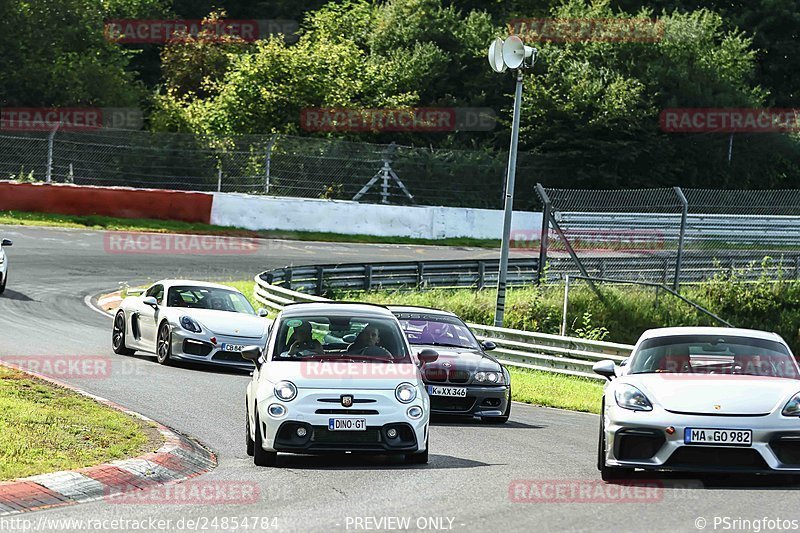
[535,185,800,284]
[0,128,536,209]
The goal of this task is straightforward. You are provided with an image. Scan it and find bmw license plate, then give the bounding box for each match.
[328,418,367,431]
[222,343,245,352]
[684,428,752,446]
[427,385,467,397]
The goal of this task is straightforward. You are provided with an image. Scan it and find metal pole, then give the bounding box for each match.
[535,183,551,284]
[561,275,570,336]
[217,167,222,193]
[45,122,60,183]
[494,69,524,327]
[264,134,277,194]
[673,186,688,291]
[728,133,734,165]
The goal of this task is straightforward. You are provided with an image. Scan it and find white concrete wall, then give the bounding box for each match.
[211,193,542,240]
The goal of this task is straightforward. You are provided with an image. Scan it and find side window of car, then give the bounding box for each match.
[146,284,164,304]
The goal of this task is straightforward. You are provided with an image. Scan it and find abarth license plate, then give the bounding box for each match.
[328,418,367,431]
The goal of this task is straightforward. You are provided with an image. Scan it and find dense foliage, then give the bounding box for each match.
[2,0,798,191]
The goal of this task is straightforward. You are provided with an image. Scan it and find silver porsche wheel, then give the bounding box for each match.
[156,322,173,365]
[112,311,135,356]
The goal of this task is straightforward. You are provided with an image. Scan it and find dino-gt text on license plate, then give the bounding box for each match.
[328,418,367,431]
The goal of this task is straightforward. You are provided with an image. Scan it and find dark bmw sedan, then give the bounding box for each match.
[389,306,511,423]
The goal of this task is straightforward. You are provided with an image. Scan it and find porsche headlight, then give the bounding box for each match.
[782,392,800,417]
[179,315,202,333]
[615,384,653,412]
[395,382,417,403]
[274,381,297,402]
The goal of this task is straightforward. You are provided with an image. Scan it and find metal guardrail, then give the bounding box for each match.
[253,261,633,380]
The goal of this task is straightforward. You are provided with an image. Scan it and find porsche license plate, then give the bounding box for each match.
[222,343,245,352]
[328,418,367,431]
[684,428,752,446]
[427,385,467,397]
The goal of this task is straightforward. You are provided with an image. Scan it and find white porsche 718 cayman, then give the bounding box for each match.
[112,279,270,367]
[595,327,800,480]
[243,302,435,467]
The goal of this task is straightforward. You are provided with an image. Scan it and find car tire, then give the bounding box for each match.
[0,272,6,295]
[406,435,429,465]
[483,388,512,424]
[253,410,277,467]
[156,322,173,365]
[598,401,634,481]
[112,311,136,356]
[246,401,254,457]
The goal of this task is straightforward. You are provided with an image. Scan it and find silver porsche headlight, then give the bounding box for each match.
[615,384,653,412]
[782,392,800,417]
[179,315,202,333]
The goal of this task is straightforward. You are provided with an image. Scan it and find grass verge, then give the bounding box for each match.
[0,365,159,480]
[0,210,499,248]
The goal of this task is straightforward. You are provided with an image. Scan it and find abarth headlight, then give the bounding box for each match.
[274,381,297,401]
[395,382,417,403]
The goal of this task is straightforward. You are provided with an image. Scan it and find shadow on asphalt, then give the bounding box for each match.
[0,289,36,302]
[275,453,491,471]
[432,415,544,430]
[607,471,800,490]
[123,354,252,376]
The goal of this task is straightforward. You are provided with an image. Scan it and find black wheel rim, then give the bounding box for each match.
[112,314,124,349]
[157,325,169,360]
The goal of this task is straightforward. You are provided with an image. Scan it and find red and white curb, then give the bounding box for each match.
[0,362,216,515]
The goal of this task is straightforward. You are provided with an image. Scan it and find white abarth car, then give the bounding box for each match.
[243,302,436,467]
[112,279,269,367]
[595,327,800,480]
[0,238,11,295]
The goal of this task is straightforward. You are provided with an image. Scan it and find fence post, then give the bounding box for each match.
[217,167,222,193]
[416,262,424,289]
[478,261,485,290]
[560,274,570,336]
[535,183,551,284]
[364,264,373,291]
[264,134,277,195]
[673,186,688,292]
[45,122,61,183]
[316,266,324,296]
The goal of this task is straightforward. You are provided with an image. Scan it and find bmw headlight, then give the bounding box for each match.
[274,381,297,401]
[179,315,202,333]
[474,371,504,384]
[782,392,800,417]
[614,384,653,412]
[395,382,417,403]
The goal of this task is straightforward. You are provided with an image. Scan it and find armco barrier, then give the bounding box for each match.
[253,261,633,380]
[0,181,213,223]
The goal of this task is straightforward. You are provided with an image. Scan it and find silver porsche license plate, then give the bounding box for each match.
[427,385,467,397]
[684,428,752,446]
[328,418,367,431]
[222,343,245,352]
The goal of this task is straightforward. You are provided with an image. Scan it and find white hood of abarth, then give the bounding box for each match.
[628,374,800,415]
[186,309,267,338]
[262,361,422,390]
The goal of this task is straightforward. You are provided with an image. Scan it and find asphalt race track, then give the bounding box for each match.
[1,226,798,533]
